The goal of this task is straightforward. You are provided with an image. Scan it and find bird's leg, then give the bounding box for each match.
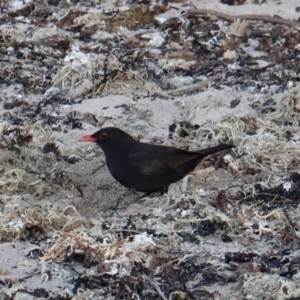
[162,187,168,195]
[110,188,167,216]
[135,191,167,202]
[92,162,106,174]
[110,189,132,215]
[135,192,150,200]
[131,189,139,195]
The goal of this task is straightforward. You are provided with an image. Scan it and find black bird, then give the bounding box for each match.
[79,127,234,194]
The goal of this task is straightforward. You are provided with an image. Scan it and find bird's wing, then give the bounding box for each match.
[128,149,200,175]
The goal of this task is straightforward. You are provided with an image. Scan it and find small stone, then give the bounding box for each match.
[230,99,240,108]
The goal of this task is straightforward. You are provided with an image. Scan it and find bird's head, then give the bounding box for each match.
[79,127,135,152]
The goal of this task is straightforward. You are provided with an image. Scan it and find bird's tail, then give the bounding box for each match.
[199,144,235,157]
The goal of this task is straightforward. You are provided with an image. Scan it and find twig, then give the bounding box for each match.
[237,193,294,204]
[168,79,211,97]
[187,9,300,27]
[144,275,168,300]
[214,142,234,170]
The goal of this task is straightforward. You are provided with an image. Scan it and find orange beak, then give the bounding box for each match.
[79,135,96,142]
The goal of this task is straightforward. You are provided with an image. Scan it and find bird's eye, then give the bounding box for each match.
[100,132,107,139]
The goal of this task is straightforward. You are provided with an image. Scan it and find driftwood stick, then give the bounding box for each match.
[187,9,300,27]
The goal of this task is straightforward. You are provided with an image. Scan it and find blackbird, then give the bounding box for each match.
[79,127,234,193]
